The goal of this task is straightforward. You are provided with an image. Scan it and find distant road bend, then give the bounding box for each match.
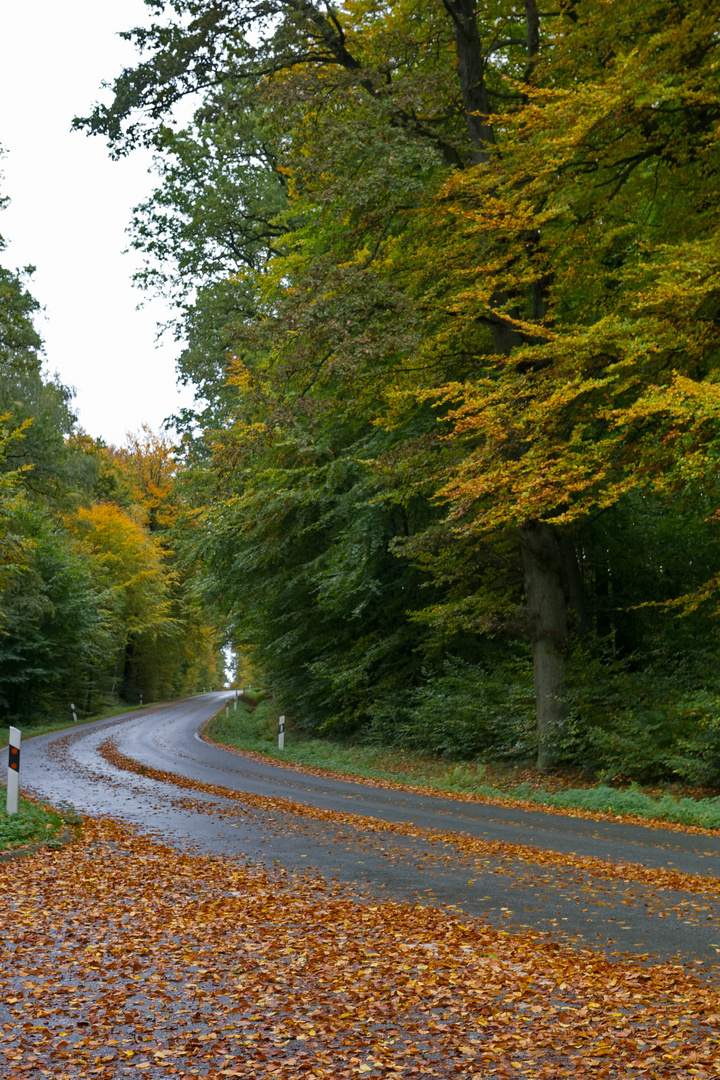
[20,692,720,969]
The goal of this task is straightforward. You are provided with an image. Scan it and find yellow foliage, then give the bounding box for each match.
[72,502,174,638]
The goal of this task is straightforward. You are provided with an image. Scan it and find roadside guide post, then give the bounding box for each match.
[226,701,230,718]
[71,703,78,723]
[6,727,20,815]
[278,715,285,751]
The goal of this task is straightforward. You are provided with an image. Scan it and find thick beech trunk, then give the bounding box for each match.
[445,0,575,769]
[442,0,494,163]
[518,521,568,770]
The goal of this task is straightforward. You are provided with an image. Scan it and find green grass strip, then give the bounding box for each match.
[208,700,720,830]
[0,792,80,851]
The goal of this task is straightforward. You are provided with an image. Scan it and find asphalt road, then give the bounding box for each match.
[18,692,720,970]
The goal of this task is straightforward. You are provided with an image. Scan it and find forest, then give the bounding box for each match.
[3,0,720,783]
[0,242,225,719]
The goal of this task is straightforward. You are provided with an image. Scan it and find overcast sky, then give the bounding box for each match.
[0,0,196,446]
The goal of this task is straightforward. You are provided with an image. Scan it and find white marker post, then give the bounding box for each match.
[278,715,285,751]
[71,703,78,723]
[7,727,20,815]
[234,689,238,711]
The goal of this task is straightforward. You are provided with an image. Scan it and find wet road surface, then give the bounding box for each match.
[18,692,720,969]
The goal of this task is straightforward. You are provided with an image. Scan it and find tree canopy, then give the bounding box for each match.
[65,0,720,777]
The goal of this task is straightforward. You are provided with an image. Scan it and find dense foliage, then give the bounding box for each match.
[70,0,720,781]
[0,185,225,723]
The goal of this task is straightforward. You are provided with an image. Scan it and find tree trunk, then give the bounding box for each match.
[445,0,572,769]
[518,521,568,770]
[560,534,589,639]
[122,638,136,702]
[442,0,494,163]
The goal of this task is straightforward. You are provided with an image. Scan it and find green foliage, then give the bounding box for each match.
[368,654,536,761]
[0,500,114,723]
[76,0,720,785]
[0,262,42,373]
[561,655,720,787]
[198,413,441,733]
[0,368,76,500]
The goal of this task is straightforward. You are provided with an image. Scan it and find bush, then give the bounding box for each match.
[561,648,720,785]
[367,655,536,761]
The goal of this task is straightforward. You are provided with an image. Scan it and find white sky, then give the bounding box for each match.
[0,0,196,446]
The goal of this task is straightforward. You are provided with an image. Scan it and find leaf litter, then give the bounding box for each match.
[5,737,720,1078]
[2,819,720,1079]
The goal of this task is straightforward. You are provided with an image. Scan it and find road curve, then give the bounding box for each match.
[16,692,720,969]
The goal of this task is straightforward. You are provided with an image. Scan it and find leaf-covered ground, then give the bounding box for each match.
[2,818,720,1080]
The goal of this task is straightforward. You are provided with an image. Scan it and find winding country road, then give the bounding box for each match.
[19,692,720,970]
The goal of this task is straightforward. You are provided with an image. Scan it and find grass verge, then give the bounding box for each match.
[207,698,720,830]
[0,702,156,750]
[0,792,81,851]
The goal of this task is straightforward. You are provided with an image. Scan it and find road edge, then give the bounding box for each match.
[0,826,75,863]
[198,716,720,839]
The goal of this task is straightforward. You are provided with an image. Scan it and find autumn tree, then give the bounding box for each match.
[79,0,720,772]
[110,425,179,533]
[76,0,526,729]
[388,0,720,764]
[76,430,226,703]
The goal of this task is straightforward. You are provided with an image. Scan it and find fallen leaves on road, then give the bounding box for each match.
[98,738,720,903]
[2,819,720,1079]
